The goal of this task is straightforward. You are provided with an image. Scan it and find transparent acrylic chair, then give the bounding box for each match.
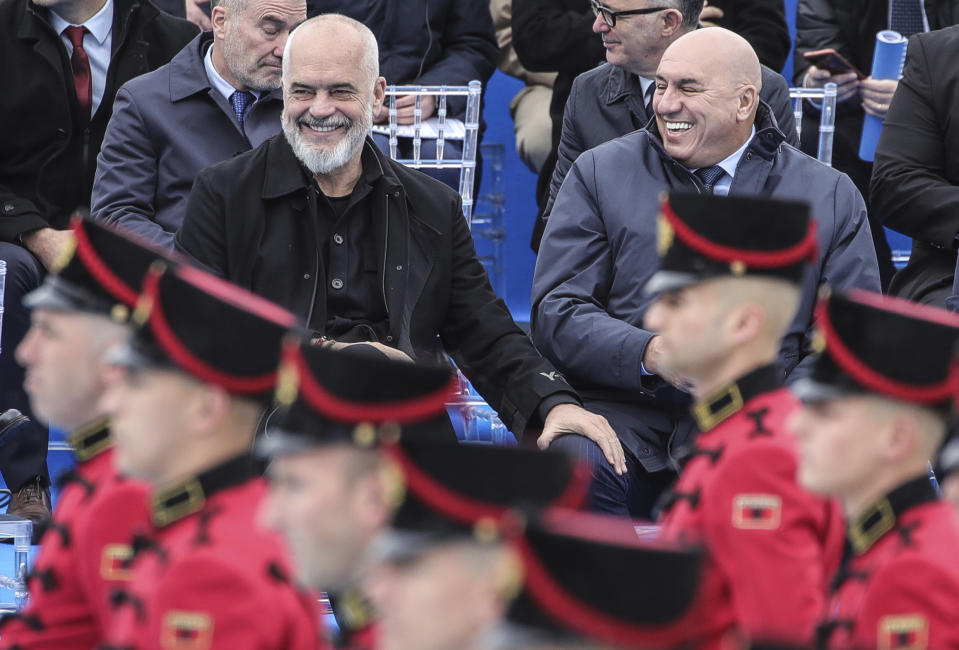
[0,259,33,613]
[379,81,483,225]
[788,82,838,166]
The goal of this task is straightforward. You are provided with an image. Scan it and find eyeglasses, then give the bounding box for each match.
[590,0,671,27]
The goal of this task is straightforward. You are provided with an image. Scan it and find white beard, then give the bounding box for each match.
[283,111,370,175]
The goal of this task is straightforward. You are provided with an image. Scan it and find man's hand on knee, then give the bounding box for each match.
[537,403,627,475]
[20,228,73,271]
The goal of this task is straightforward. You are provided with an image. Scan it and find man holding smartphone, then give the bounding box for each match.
[794,0,956,290]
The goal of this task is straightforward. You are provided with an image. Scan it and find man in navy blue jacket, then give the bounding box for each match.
[532,27,880,518]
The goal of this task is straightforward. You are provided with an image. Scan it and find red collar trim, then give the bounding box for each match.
[660,200,818,268]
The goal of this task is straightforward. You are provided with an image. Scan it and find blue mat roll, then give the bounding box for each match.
[859,30,908,162]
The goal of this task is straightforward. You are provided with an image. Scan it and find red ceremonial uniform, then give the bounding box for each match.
[0,420,150,649]
[817,475,959,649]
[658,365,845,648]
[103,455,323,650]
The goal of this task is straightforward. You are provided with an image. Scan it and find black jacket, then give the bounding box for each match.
[308,0,497,118]
[871,26,959,306]
[175,135,578,436]
[0,0,197,241]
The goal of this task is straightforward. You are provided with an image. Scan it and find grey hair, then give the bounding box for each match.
[674,0,704,29]
[211,0,247,16]
[282,14,380,91]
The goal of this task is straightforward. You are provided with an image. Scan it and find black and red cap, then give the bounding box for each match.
[505,508,704,649]
[257,337,460,457]
[645,192,818,294]
[377,438,589,560]
[794,288,959,409]
[110,262,299,403]
[23,217,175,321]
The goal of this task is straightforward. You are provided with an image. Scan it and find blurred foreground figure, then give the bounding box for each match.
[498,508,705,649]
[101,262,320,649]
[367,437,589,650]
[1,219,167,648]
[790,289,959,649]
[259,338,458,649]
[645,193,844,647]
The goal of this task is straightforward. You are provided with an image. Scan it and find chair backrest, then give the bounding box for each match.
[788,83,838,166]
[381,81,483,226]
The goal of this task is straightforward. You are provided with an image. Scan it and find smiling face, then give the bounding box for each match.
[213,0,306,92]
[281,18,385,176]
[653,28,759,169]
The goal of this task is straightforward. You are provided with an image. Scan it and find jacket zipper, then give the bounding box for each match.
[382,194,390,317]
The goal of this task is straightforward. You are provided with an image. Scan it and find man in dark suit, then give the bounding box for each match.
[0,0,195,523]
[537,0,797,245]
[872,25,959,308]
[91,0,304,247]
[176,14,625,469]
[795,0,959,290]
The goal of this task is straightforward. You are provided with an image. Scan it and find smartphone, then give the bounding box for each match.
[803,48,865,79]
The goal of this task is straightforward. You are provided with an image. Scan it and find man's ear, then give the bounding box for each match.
[211,5,229,41]
[883,411,922,463]
[371,76,387,114]
[738,85,758,122]
[726,301,765,347]
[661,8,684,36]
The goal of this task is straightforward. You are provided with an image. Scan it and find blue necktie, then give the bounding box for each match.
[890,0,924,38]
[230,90,255,126]
[695,166,726,194]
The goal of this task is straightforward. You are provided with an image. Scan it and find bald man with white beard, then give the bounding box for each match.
[531,27,881,519]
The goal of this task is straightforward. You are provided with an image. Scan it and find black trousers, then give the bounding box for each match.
[0,242,50,491]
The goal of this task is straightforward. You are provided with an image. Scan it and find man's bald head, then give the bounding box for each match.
[653,27,762,169]
[670,27,761,89]
[282,14,379,92]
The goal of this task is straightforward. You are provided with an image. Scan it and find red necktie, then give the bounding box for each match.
[64,26,92,120]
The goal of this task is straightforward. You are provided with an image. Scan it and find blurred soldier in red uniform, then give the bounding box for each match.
[789,289,959,649]
[644,193,845,648]
[500,507,705,649]
[0,219,169,649]
[366,436,590,650]
[258,338,459,649]
[100,262,321,649]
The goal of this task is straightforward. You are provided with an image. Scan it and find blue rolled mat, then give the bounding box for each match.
[859,30,908,162]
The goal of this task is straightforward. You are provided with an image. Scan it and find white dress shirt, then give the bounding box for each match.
[49,0,114,117]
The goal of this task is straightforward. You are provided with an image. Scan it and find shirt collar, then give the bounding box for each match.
[49,0,113,44]
[638,75,655,99]
[203,41,262,102]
